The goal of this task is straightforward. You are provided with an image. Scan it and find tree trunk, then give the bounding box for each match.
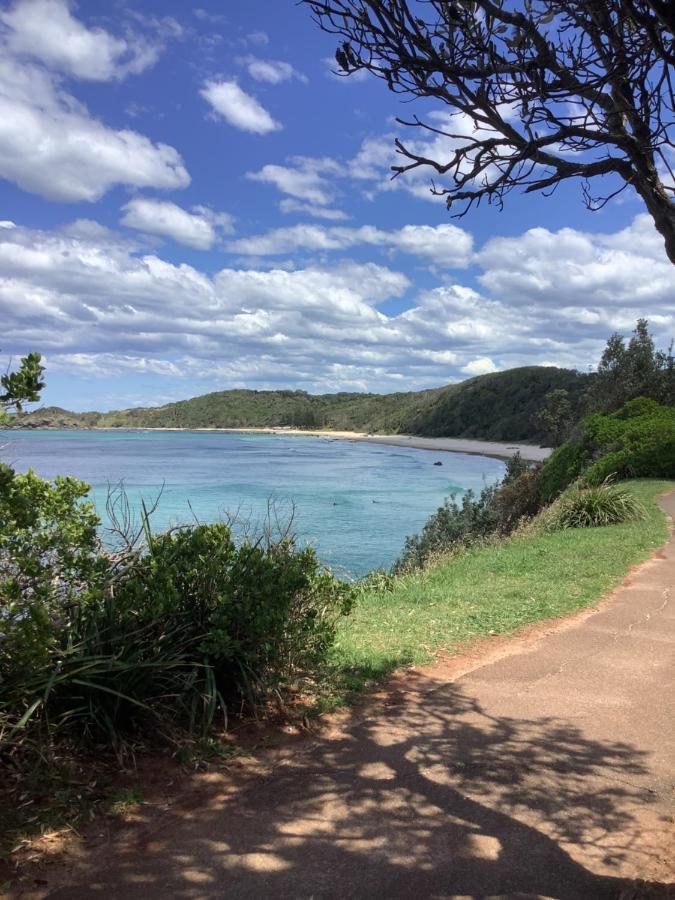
[632,173,675,265]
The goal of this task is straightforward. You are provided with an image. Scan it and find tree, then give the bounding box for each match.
[304,0,675,263]
[0,352,45,420]
[533,388,574,446]
[588,318,674,410]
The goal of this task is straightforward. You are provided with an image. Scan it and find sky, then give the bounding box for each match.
[0,0,673,412]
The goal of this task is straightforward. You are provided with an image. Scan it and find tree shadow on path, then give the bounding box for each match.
[47,679,673,899]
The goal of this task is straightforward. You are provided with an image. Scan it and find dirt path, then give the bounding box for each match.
[25,494,675,899]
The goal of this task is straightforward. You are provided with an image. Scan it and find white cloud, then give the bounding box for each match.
[0,217,672,402]
[120,198,234,250]
[201,80,280,134]
[0,0,162,81]
[0,58,189,201]
[247,158,339,204]
[279,199,348,221]
[227,222,474,268]
[238,56,306,85]
[478,214,673,307]
[461,357,498,376]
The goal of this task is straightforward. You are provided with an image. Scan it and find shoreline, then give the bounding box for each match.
[16,425,550,462]
[219,428,551,461]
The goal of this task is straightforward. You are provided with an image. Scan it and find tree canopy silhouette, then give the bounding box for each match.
[303,0,675,263]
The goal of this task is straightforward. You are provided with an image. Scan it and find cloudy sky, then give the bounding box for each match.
[0,0,673,411]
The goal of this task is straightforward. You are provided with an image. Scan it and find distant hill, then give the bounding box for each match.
[11,366,592,443]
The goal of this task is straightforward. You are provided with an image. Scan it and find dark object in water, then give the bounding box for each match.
[433,460,443,466]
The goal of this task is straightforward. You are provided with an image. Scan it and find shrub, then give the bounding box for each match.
[582,398,675,484]
[538,443,588,502]
[547,483,645,531]
[1,468,353,762]
[395,484,501,571]
[493,465,544,530]
[395,454,547,572]
[114,524,354,709]
[0,465,104,679]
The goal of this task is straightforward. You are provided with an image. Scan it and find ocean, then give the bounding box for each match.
[3,429,505,577]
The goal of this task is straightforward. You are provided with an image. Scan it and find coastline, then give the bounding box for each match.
[81,426,551,462]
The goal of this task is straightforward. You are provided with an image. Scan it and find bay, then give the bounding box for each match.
[3,429,505,577]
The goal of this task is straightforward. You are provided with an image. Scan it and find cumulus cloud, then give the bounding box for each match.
[121,198,234,250]
[0,217,672,402]
[477,214,673,307]
[227,222,474,268]
[0,57,189,201]
[238,56,306,85]
[201,80,280,134]
[250,113,521,210]
[461,357,498,376]
[0,0,165,81]
[247,158,339,204]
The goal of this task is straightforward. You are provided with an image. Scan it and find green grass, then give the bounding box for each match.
[329,480,673,694]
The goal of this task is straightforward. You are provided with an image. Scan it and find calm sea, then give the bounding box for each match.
[3,430,505,577]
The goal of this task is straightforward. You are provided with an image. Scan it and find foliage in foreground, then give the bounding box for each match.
[0,466,353,764]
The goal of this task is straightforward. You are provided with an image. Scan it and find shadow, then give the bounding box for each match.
[46,680,672,899]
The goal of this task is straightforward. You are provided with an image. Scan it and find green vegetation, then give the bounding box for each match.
[0,469,353,767]
[0,352,45,422]
[587,318,674,412]
[13,365,590,443]
[404,366,588,440]
[545,482,645,530]
[331,480,672,687]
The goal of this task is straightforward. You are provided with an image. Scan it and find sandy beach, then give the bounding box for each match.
[202,428,552,462]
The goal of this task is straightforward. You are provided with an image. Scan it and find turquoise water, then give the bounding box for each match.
[4,430,505,577]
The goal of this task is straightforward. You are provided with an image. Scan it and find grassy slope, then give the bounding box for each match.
[333,480,673,689]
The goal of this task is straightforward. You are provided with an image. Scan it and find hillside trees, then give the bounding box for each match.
[588,318,674,411]
[304,0,675,263]
[532,388,574,446]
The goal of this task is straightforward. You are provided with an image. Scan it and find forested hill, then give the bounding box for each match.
[14,366,591,443]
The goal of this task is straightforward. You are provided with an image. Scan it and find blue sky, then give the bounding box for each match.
[0,0,673,411]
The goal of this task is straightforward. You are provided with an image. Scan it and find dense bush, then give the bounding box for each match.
[394,484,501,572]
[395,453,548,571]
[493,465,544,530]
[0,467,353,760]
[114,524,353,710]
[547,483,645,530]
[538,443,589,502]
[0,465,104,677]
[582,398,675,484]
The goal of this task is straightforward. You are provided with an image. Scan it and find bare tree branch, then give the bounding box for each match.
[304,0,675,263]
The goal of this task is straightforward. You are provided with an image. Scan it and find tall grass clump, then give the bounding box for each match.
[546,481,645,531]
